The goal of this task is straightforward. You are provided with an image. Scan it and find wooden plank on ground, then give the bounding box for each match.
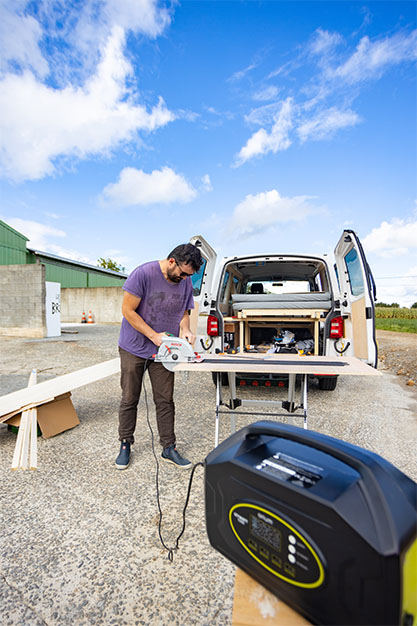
[232,569,311,625]
[0,358,120,419]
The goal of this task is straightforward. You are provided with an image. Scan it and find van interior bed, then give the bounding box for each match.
[231,292,332,312]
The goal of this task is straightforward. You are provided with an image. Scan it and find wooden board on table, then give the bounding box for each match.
[173,354,382,377]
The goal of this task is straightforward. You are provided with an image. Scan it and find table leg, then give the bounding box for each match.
[215,372,221,447]
[301,374,308,429]
[228,372,237,435]
[288,373,296,412]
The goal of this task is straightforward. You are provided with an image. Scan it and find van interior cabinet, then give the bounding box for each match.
[224,309,326,356]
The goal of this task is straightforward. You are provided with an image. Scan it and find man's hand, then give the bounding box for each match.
[180,329,196,345]
[151,331,170,347]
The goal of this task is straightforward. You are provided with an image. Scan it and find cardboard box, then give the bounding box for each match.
[3,393,79,439]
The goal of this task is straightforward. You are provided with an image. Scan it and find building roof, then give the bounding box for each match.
[27,247,128,278]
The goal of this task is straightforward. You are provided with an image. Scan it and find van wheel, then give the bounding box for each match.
[211,372,229,386]
[318,376,338,391]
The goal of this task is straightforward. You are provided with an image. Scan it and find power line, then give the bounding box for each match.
[375,276,417,280]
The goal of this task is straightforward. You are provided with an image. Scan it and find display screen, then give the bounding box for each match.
[250,515,282,551]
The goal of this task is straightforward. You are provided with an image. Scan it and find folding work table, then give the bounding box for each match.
[173,354,381,446]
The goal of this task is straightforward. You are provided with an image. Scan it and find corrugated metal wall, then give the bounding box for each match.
[1,220,127,288]
[43,262,126,287]
[0,220,29,265]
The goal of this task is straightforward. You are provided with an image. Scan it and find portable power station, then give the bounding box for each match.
[205,421,417,625]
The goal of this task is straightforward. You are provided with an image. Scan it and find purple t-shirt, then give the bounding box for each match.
[118,260,195,358]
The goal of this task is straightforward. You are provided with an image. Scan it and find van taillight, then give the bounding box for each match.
[207,315,219,336]
[330,316,344,338]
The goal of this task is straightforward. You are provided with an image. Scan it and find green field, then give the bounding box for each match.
[375,318,417,333]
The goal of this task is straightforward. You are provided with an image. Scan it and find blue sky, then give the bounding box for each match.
[0,0,416,305]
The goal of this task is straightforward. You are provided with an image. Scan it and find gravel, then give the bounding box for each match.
[1,325,416,625]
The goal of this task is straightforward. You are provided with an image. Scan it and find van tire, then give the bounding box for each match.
[211,372,229,386]
[317,376,338,391]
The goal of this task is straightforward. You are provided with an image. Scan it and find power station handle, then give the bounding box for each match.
[245,421,386,486]
[243,420,403,550]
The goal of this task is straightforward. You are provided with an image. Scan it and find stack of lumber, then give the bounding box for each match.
[0,358,121,469]
[11,369,38,470]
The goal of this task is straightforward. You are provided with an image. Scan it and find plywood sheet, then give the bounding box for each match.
[351,297,368,360]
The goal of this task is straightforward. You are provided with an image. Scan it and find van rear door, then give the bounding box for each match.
[188,236,217,342]
[334,230,378,367]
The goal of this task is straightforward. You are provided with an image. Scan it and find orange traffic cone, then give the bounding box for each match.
[87,310,94,324]
[81,311,87,323]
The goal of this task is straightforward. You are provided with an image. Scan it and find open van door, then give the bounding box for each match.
[189,235,217,344]
[334,230,378,367]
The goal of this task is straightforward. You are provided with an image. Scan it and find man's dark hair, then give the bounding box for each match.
[167,243,203,272]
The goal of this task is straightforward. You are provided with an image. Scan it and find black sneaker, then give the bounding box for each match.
[115,440,131,469]
[161,445,192,469]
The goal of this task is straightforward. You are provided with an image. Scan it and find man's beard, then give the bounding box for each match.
[166,267,182,283]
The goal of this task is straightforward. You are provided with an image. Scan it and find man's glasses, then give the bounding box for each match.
[175,260,194,277]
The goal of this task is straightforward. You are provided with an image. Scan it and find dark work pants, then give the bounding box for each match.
[118,347,175,449]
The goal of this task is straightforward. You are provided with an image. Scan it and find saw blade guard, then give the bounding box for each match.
[155,337,202,371]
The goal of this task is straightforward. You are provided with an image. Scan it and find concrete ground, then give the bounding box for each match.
[1,325,416,626]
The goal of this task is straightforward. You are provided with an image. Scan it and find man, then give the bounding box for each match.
[115,243,203,470]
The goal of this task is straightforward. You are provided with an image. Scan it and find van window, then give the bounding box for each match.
[191,258,207,296]
[246,280,311,294]
[334,263,340,290]
[344,248,364,296]
[220,271,230,301]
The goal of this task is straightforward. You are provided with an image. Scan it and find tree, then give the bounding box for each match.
[375,302,400,308]
[97,257,126,273]
[411,302,417,309]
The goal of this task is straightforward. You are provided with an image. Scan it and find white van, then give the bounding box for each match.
[189,230,377,391]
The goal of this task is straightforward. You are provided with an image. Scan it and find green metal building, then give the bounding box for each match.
[0,219,127,287]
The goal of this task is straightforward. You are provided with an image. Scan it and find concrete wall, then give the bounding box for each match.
[61,287,124,323]
[0,264,46,337]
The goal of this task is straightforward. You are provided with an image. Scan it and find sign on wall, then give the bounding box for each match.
[45,281,61,337]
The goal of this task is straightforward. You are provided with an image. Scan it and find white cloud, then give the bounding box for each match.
[375,265,417,307]
[298,107,361,142]
[0,26,174,181]
[236,28,416,165]
[100,166,197,207]
[201,174,213,192]
[244,102,285,127]
[229,189,319,236]
[253,86,279,102]
[235,98,294,165]
[2,1,171,83]
[329,30,417,84]
[308,28,343,56]
[0,1,49,77]
[228,62,258,82]
[363,218,417,257]
[5,217,66,250]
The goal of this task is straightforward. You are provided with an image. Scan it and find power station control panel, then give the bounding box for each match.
[229,503,325,588]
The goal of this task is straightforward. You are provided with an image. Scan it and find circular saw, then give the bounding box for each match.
[154,336,204,371]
